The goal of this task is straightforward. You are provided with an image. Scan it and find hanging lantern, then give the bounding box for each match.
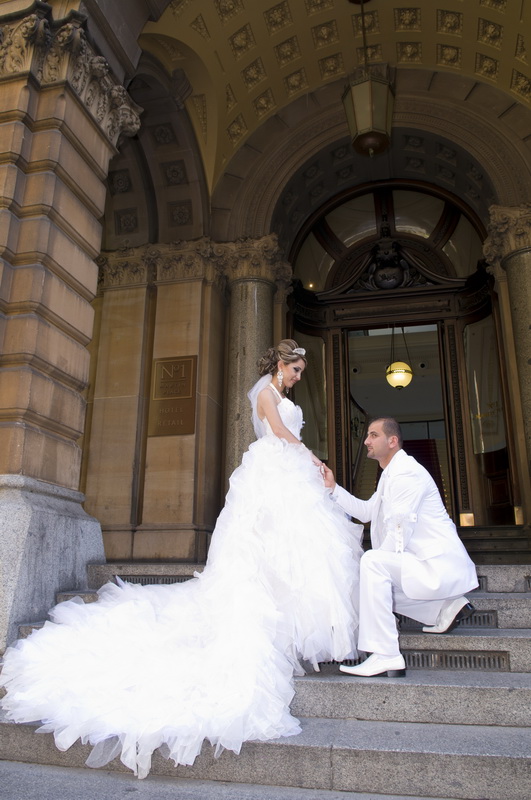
[342,63,395,157]
[342,0,394,157]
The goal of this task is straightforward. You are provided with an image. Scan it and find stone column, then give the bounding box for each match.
[217,235,292,481]
[484,204,531,522]
[0,6,141,650]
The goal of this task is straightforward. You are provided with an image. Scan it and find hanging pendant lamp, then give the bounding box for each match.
[386,326,413,389]
[343,0,395,157]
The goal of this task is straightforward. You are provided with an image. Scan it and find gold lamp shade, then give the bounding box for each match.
[342,64,395,157]
[386,361,413,389]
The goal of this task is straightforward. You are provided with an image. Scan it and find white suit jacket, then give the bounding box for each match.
[333,449,478,600]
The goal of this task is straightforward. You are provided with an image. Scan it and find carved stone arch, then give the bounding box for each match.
[210,69,531,244]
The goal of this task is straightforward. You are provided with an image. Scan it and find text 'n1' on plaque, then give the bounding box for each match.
[148,356,197,436]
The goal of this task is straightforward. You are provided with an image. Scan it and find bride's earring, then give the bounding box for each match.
[277,368,283,390]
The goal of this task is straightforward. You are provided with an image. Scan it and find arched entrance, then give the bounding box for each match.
[289,183,521,535]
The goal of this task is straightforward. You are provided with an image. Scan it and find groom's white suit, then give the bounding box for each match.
[329,424,478,673]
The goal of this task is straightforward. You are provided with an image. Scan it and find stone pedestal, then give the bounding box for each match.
[0,476,105,652]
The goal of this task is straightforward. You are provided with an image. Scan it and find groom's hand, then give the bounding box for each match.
[322,464,336,491]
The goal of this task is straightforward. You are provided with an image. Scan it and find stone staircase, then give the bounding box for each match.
[1,562,531,800]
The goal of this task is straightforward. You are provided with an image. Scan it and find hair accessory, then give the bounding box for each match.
[293,347,306,356]
[277,368,283,389]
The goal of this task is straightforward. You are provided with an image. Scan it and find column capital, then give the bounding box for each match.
[214,234,292,286]
[483,204,531,273]
[0,5,141,146]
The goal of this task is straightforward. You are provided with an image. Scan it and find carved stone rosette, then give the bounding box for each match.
[0,5,141,147]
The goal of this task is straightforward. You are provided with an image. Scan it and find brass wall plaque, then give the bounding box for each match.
[148,356,197,436]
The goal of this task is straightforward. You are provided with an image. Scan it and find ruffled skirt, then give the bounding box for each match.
[1,436,363,778]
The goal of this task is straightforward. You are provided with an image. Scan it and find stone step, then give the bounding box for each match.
[86,562,531,592]
[0,761,471,800]
[399,591,531,630]
[9,625,531,676]
[398,628,531,672]
[292,667,531,725]
[0,710,529,799]
[54,585,531,630]
[55,590,99,604]
[86,561,204,589]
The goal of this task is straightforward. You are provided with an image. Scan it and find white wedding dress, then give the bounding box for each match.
[1,376,363,778]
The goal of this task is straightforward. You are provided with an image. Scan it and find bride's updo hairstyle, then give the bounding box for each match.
[257,339,307,376]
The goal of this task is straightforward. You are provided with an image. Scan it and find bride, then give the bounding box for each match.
[1,339,363,778]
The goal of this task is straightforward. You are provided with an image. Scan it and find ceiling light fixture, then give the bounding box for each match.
[386,326,414,389]
[342,0,395,157]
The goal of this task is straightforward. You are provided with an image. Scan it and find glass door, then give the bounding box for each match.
[346,324,453,514]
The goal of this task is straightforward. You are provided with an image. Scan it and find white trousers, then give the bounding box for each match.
[358,549,448,657]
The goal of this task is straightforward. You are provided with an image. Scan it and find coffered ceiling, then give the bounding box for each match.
[140,0,530,190]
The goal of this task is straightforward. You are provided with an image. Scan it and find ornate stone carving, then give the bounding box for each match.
[214,234,292,286]
[253,89,275,118]
[475,53,498,80]
[226,84,236,110]
[0,10,49,75]
[227,113,248,144]
[394,9,421,32]
[168,201,193,227]
[263,2,292,34]
[516,34,527,63]
[108,169,132,195]
[479,0,507,12]
[114,208,138,236]
[214,0,244,24]
[352,10,379,36]
[229,24,255,59]
[437,11,463,35]
[275,36,300,66]
[0,9,141,147]
[284,68,308,96]
[478,19,503,49]
[242,58,266,89]
[190,15,209,40]
[318,53,344,79]
[437,45,461,68]
[311,21,339,49]
[397,42,422,63]
[305,0,333,15]
[99,239,292,292]
[356,44,382,63]
[97,248,155,289]
[511,70,531,100]
[100,241,226,289]
[162,160,188,186]
[483,205,531,269]
[169,0,193,16]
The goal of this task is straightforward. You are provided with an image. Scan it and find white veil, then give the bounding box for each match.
[247,373,272,439]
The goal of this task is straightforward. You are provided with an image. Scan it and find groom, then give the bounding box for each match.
[323,417,478,678]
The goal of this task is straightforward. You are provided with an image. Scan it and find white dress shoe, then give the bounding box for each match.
[422,597,475,634]
[339,653,406,677]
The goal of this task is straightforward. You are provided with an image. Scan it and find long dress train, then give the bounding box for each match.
[1,376,363,778]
